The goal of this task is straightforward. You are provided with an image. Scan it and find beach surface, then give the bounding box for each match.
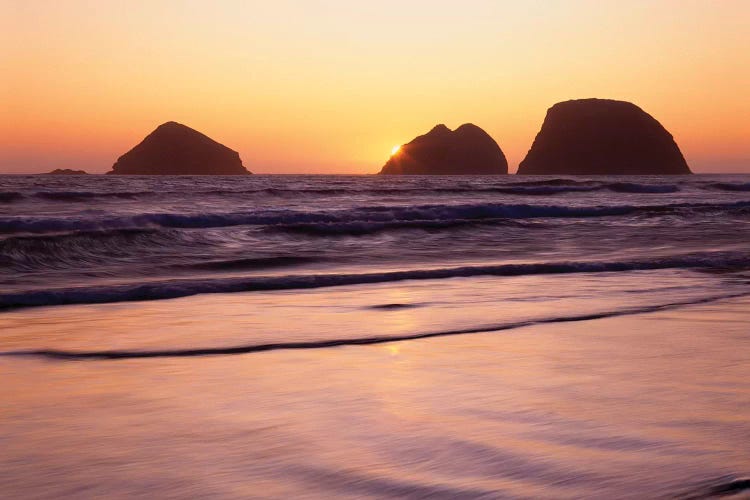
[2,291,749,499]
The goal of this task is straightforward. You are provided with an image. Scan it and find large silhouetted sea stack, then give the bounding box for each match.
[517,99,690,175]
[379,124,508,175]
[108,122,250,175]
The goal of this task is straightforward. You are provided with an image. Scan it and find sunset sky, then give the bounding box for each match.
[1,0,748,174]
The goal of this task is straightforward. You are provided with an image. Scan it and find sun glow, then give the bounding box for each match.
[391,145,401,156]
[1,2,748,173]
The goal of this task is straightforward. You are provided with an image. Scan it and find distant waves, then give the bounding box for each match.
[3,199,750,235]
[3,179,750,205]
[2,174,750,310]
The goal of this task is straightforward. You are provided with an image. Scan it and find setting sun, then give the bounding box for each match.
[391,145,401,156]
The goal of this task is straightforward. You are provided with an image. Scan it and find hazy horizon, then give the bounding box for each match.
[2,0,748,174]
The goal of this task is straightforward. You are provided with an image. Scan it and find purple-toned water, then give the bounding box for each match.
[2,174,750,311]
[1,174,750,498]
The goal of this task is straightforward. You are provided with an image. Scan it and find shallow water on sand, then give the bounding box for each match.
[2,297,750,498]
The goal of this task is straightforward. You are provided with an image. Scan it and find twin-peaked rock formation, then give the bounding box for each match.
[380,123,508,175]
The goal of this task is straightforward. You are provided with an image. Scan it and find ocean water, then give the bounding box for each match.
[2,174,750,313]
[2,174,750,498]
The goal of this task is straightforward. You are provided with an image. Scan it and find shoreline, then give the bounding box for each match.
[2,296,750,497]
[4,290,750,361]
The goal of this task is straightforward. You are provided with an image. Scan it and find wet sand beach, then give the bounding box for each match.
[2,293,749,498]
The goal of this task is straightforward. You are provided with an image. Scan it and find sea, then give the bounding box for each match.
[1,174,750,498]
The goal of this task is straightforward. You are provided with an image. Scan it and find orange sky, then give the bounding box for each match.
[1,0,748,174]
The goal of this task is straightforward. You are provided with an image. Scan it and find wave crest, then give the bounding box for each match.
[3,200,749,235]
[1,251,748,310]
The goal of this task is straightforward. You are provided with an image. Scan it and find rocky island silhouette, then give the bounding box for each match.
[108,122,250,175]
[518,99,691,175]
[379,123,508,175]
[42,169,88,175]
[34,100,696,176]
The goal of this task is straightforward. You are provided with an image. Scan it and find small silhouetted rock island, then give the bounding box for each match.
[379,124,508,175]
[108,122,250,175]
[517,99,691,175]
[43,169,88,175]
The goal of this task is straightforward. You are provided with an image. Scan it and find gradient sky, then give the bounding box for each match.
[1,0,748,174]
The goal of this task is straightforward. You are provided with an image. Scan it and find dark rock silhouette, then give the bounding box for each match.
[517,99,691,175]
[43,169,88,175]
[108,122,250,175]
[380,123,508,175]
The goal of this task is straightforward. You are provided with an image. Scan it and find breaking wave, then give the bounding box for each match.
[0,192,25,203]
[606,182,679,193]
[266,218,536,236]
[0,228,197,270]
[1,251,748,310]
[706,182,750,192]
